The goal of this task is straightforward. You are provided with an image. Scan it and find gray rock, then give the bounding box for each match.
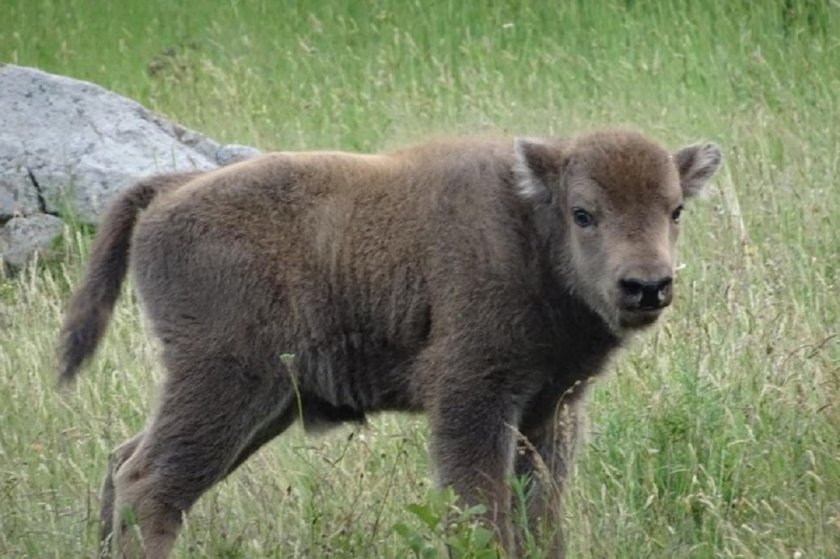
[0,214,64,268]
[0,142,41,221]
[0,64,261,268]
[216,144,263,166]
[0,64,260,224]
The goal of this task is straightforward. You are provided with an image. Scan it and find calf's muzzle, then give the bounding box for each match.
[619,276,673,310]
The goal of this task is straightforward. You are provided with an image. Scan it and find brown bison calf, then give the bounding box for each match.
[59,129,721,558]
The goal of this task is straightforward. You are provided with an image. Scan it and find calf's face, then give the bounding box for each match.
[514,131,722,334]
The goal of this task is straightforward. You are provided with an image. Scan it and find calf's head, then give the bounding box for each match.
[514,130,722,334]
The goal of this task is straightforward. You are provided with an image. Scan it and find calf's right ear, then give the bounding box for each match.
[674,142,723,199]
[512,138,565,202]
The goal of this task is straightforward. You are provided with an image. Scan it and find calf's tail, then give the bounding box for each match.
[57,172,200,384]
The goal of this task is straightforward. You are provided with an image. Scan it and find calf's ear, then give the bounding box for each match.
[674,142,723,198]
[513,138,566,202]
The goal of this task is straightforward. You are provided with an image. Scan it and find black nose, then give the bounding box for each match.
[619,277,673,310]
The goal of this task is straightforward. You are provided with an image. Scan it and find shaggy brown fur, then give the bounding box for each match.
[58,130,721,558]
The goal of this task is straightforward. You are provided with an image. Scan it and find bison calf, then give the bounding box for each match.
[59,129,721,558]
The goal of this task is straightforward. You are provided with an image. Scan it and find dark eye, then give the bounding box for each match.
[671,205,684,223]
[572,207,594,228]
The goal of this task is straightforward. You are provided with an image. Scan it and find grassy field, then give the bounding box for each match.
[1,0,839,557]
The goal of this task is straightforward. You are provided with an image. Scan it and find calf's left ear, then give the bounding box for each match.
[674,142,723,198]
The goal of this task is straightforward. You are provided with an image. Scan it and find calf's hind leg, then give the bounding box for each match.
[100,431,145,554]
[107,352,292,558]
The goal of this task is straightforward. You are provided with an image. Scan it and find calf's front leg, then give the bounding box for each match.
[429,384,519,554]
[514,399,582,559]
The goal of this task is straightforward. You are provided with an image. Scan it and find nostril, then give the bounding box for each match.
[619,279,644,296]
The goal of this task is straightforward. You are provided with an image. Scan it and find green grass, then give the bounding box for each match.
[1,0,838,557]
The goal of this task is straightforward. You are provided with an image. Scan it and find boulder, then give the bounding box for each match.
[0,64,260,268]
[0,214,65,270]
